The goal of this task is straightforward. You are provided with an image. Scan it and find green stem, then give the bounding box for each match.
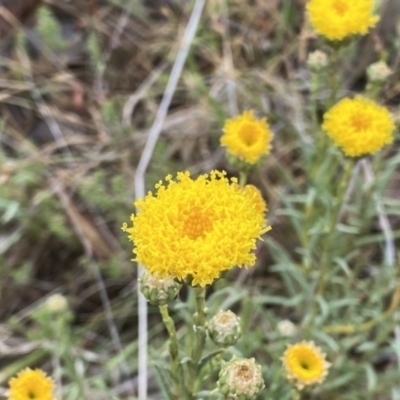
[310,72,319,131]
[239,171,248,187]
[328,46,340,107]
[159,304,181,400]
[192,287,207,364]
[194,349,226,393]
[189,286,207,395]
[317,158,355,296]
[292,388,301,400]
[305,159,355,330]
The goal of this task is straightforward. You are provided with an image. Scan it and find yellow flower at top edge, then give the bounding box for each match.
[281,341,331,390]
[307,0,379,41]
[220,110,273,164]
[7,368,55,400]
[322,96,395,157]
[122,170,270,287]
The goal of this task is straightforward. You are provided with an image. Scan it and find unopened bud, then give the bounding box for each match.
[45,294,68,314]
[140,272,181,305]
[307,50,328,71]
[367,61,391,83]
[277,319,297,337]
[207,310,241,347]
[217,356,265,399]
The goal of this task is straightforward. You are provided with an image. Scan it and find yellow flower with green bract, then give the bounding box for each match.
[7,368,55,400]
[282,341,331,390]
[307,0,379,41]
[123,170,270,287]
[220,110,273,165]
[322,96,395,157]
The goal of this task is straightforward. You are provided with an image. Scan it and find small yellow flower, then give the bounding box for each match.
[307,0,379,41]
[123,171,270,287]
[220,110,273,164]
[7,368,55,400]
[322,96,395,157]
[282,341,331,390]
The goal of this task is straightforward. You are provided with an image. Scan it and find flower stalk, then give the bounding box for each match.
[159,304,181,400]
[192,286,207,366]
[188,286,207,396]
[317,158,355,297]
[328,45,339,107]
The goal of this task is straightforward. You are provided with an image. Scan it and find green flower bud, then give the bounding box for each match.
[277,319,297,337]
[367,61,391,83]
[217,356,265,399]
[307,50,328,72]
[139,272,181,305]
[207,310,241,347]
[44,294,69,314]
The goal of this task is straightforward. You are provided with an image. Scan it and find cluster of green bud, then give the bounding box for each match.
[207,310,241,347]
[367,61,391,83]
[307,50,328,72]
[217,356,265,399]
[140,272,181,306]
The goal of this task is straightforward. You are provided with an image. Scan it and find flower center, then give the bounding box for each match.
[217,314,231,324]
[350,113,372,131]
[332,0,348,15]
[292,350,323,379]
[237,365,252,380]
[300,359,310,370]
[28,392,36,399]
[181,206,213,240]
[238,122,259,146]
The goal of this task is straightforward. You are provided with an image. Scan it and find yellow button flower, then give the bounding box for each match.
[281,341,331,390]
[307,0,379,41]
[7,368,55,400]
[322,96,395,157]
[123,171,270,287]
[220,110,273,164]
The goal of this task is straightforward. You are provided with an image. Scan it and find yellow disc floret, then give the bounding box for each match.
[282,341,331,390]
[307,0,379,41]
[123,171,270,287]
[7,368,55,400]
[221,111,273,164]
[322,96,395,157]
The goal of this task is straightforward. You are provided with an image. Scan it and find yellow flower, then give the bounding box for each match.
[7,368,55,400]
[123,171,270,287]
[307,0,379,41]
[322,96,395,157]
[220,110,273,164]
[281,341,331,390]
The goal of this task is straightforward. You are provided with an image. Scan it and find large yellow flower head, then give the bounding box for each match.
[123,171,270,287]
[322,96,395,157]
[220,110,273,164]
[307,0,379,41]
[281,341,331,390]
[7,368,55,400]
